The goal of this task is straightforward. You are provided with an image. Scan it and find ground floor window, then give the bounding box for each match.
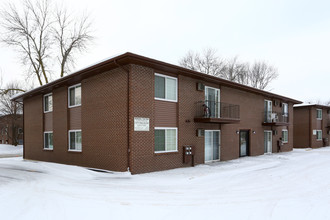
[282,129,288,143]
[154,127,177,153]
[44,132,53,150]
[69,130,82,151]
[316,130,322,141]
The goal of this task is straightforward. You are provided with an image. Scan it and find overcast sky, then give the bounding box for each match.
[1,0,330,103]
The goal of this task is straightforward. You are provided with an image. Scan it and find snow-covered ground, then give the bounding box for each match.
[0,144,23,157]
[1,148,330,220]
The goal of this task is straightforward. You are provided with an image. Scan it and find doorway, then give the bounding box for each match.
[264,130,272,153]
[205,87,220,118]
[239,130,250,157]
[204,130,220,162]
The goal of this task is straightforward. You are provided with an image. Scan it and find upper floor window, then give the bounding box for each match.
[44,93,53,113]
[154,73,177,102]
[282,103,288,116]
[68,84,81,107]
[316,109,322,120]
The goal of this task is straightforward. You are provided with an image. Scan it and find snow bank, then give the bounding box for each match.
[1,148,330,220]
[0,144,23,157]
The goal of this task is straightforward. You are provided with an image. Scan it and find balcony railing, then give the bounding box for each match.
[194,100,240,123]
[263,111,289,125]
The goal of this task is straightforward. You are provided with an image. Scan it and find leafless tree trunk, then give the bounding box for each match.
[249,61,278,90]
[0,0,94,86]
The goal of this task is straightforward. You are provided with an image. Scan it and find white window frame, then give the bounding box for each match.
[154,73,178,102]
[44,131,53,150]
[68,84,82,108]
[68,129,82,152]
[44,93,53,113]
[316,109,322,120]
[316,130,322,141]
[282,129,288,143]
[154,127,178,153]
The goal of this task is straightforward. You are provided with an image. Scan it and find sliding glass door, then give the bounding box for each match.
[205,130,220,162]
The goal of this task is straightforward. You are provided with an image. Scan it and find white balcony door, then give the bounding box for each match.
[205,87,220,118]
[205,130,220,162]
[264,100,272,122]
[264,130,272,153]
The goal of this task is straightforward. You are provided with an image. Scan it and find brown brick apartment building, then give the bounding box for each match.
[293,104,330,148]
[12,52,301,174]
[0,114,23,145]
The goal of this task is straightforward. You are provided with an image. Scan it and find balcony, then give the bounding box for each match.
[194,100,240,124]
[262,111,289,126]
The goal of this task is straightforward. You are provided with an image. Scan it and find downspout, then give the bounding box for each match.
[114,60,131,173]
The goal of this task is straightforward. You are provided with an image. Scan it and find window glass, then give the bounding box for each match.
[317,130,322,140]
[69,85,81,107]
[155,76,165,99]
[69,87,75,106]
[44,94,53,112]
[75,86,81,105]
[166,78,176,101]
[155,130,165,152]
[69,130,82,151]
[154,74,177,101]
[317,109,322,119]
[282,130,288,143]
[70,131,76,150]
[44,132,53,149]
[166,129,177,151]
[75,131,82,151]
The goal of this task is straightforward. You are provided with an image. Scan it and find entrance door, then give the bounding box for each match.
[239,130,250,157]
[264,131,272,153]
[205,87,220,118]
[205,130,220,162]
[264,100,272,122]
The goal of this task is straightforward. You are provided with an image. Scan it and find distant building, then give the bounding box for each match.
[12,52,301,174]
[293,104,330,148]
[0,114,23,145]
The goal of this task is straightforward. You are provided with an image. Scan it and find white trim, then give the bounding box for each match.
[43,93,53,113]
[282,129,288,143]
[282,103,288,115]
[68,83,82,108]
[68,129,82,152]
[316,109,322,120]
[154,73,178,102]
[204,130,221,162]
[154,127,178,153]
[43,131,53,150]
[316,130,322,141]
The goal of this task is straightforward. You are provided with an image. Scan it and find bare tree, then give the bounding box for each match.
[179,48,278,90]
[0,81,24,145]
[179,48,226,77]
[0,0,94,86]
[249,61,278,90]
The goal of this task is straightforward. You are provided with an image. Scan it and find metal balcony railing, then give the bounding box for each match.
[195,100,240,120]
[263,111,289,123]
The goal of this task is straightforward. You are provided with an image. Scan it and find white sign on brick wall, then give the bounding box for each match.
[134,117,150,131]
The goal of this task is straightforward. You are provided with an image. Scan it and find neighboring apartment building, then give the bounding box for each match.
[0,114,23,145]
[12,52,301,174]
[293,104,330,148]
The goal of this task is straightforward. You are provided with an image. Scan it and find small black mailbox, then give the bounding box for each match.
[183,145,195,166]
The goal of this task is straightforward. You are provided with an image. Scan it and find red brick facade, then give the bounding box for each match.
[16,53,301,174]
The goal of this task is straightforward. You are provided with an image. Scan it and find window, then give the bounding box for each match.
[282,103,288,116]
[2,127,8,135]
[154,127,177,153]
[317,109,322,120]
[44,93,53,112]
[316,130,322,141]
[282,129,288,143]
[44,132,53,150]
[155,73,177,102]
[68,84,81,107]
[69,130,82,151]
[18,128,23,134]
